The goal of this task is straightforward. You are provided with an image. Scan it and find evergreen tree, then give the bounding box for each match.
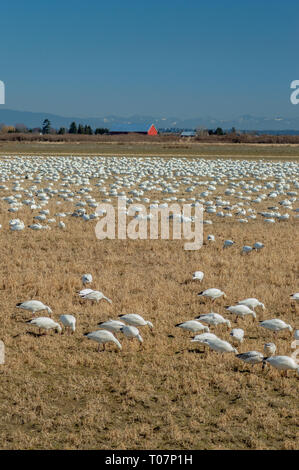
[69,121,77,134]
[77,124,84,134]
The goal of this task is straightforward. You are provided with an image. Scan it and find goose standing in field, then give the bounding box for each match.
[191,332,218,344]
[195,312,231,328]
[264,342,276,357]
[290,293,299,302]
[238,298,265,311]
[120,325,143,344]
[82,273,93,286]
[201,337,238,354]
[175,320,209,334]
[84,330,122,351]
[253,242,264,251]
[226,305,256,322]
[79,289,112,304]
[191,332,219,351]
[60,314,76,334]
[98,319,125,333]
[260,319,293,334]
[223,239,234,249]
[192,271,204,282]
[118,314,153,330]
[242,245,252,254]
[207,234,215,242]
[16,300,53,316]
[236,351,264,365]
[27,317,62,334]
[230,328,244,344]
[264,356,299,376]
[198,288,226,302]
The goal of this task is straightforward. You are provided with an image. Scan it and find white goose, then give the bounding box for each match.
[82,273,93,286]
[98,319,125,332]
[226,305,256,321]
[230,328,244,343]
[223,239,234,249]
[79,289,112,304]
[198,288,226,302]
[290,293,299,302]
[264,342,276,356]
[192,271,204,281]
[175,320,209,334]
[85,330,121,351]
[264,356,299,376]
[60,314,76,334]
[191,332,218,344]
[195,313,231,328]
[238,298,265,310]
[201,337,238,354]
[260,319,293,333]
[253,242,264,251]
[120,325,143,344]
[242,245,252,254]
[16,300,52,316]
[119,314,153,330]
[27,317,62,334]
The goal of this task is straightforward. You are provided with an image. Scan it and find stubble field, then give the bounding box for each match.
[0,152,298,450]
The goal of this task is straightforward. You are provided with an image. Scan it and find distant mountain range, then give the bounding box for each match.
[1,108,299,133]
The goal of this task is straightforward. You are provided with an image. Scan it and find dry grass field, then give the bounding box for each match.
[0,153,298,450]
[1,140,299,159]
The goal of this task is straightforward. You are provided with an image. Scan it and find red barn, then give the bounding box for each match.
[147,124,158,136]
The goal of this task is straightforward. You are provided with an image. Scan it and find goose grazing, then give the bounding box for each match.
[207,234,215,242]
[198,288,226,302]
[264,342,276,357]
[290,293,299,302]
[236,351,264,365]
[253,242,264,251]
[27,317,62,334]
[191,332,218,344]
[98,319,125,333]
[59,314,76,334]
[264,356,299,376]
[230,328,244,344]
[118,314,153,330]
[238,298,265,310]
[79,289,112,304]
[82,273,93,286]
[260,319,293,334]
[226,305,256,321]
[223,240,234,249]
[16,300,52,316]
[242,245,252,254]
[84,330,122,351]
[175,320,209,334]
[201,337,238,354]
[120,325,143,344]
[195,313,231,328]
[192,271,204,281]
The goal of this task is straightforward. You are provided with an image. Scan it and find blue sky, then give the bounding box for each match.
[1,0,299,118]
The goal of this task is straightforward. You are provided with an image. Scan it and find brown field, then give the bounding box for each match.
[0,155,298,450]
[1,140,299,159]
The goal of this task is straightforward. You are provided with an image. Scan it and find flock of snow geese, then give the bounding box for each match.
[15,275,299,377]
[0,155,298,377]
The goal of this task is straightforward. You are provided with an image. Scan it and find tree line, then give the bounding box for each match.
[0,119,109,135]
